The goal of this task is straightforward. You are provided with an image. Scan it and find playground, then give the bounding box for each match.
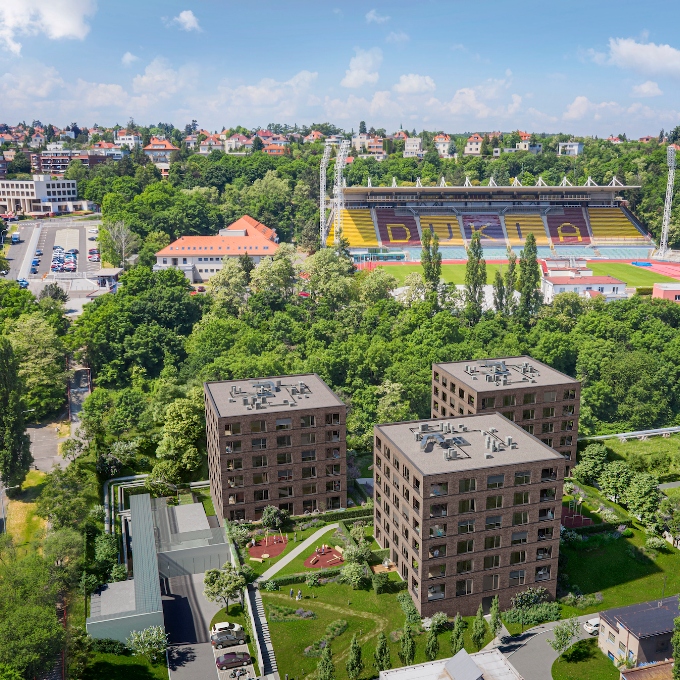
[247,531,288,560]
[303,545,344,569]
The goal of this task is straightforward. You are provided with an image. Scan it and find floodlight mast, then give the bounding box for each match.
[333,139,351,245]
[319,142,332,246]
[659,146,676,259]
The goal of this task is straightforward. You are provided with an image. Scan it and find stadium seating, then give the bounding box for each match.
[588,208,647,242]
[546,208,591,244]
[374,208,421,246]
[420,215,465,245]
[461,214,506,244]
[325,210,379,247]
[505,213,550,246]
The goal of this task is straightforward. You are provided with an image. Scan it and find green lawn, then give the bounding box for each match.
[262,581,492,680]
[356,454,373,478]
[559,524,680,617]
[6,470,46,555]
[83,653,167,680]
[377,263,503,286]
[588,262,678,286]
[210,603,260,676]
[551,639,618,680]
[594,434,680,483]
[192,487,216,517]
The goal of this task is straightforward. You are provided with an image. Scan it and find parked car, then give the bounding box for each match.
[17,279,28,289]
[53,245,64,251]
[67,248,78,254]
[215,652,251,671]
[196,285,206,292]
[0,270,7,276]
[89,249,99,254]
[35,249,43,256]
[211,631,245,649]
[583,618,600,635]
[88,228,98,233]
[31,259,40,266]
[211,622,244,636]
[30,267,38,274]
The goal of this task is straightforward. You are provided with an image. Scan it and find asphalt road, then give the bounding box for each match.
[5,221,35,279]
[500,614,595,680]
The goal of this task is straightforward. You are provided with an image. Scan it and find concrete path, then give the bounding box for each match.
[499,614,594,680]
[258,523,339,581]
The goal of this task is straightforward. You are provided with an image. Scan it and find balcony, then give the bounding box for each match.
[427,584,445,601]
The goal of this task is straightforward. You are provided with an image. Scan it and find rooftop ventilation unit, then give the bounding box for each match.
[505,436,513,446]
[242,397,249,406]
[486,374,494,382]
[290,401,297,407]
[276,379,282,389]
[291,387,298,394]
[489,428,497,433]
[419,423,428,433]
[444,449,458,461]
[283,399,289,404]
[485,452,493,459]
[228,398,235,403]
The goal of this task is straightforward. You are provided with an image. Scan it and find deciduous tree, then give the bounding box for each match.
[346,634,364,680]
[472,604,487,651]
[464,232,486,324]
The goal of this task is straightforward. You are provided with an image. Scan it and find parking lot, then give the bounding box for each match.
[34,224,100,277]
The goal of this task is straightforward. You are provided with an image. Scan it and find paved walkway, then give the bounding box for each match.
[258,523,339,581]
[498,614,594,680]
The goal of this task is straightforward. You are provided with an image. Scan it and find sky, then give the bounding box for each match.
[1,0,680,137]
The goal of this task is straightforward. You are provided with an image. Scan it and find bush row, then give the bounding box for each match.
[268,567,343,587]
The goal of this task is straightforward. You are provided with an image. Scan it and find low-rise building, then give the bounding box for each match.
[493,141,543,156]
[114,130,143,147]
[304,130,325,143]
[225,133,249,151]
[143,137,179,164]
[542,274,627,303]
[204,374,347,522]
[652,283,680,302]
[373,412,565,617]
[153,214,279,282]
[434,134,451,157]
[199,134,224,154]
[464,134,484,156]
[404,137,423,158]
[599,596,678,666]
[0,175,88,214]
[621,660,673,680]
[639,135,656,144]
[558,142,584,156]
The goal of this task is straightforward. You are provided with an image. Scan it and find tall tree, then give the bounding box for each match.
[471,604,487,651]
[490,596,502,640]
[317,645,336,680]
[425,628,439,661]
[517,232,542,321]
[203,563,246,611]
[374,632,391,672]
[547,618,580,659]
[0,338,31,487]
[346,634,364,680]
[399,623,415,666]
[359,121,367,134]
[450,614,465,655]
[492,269,506,313]
[238,252,255,284]
[504,248,518,314]
[464,232,486,324]
[100,221,140,269]
[420,229,442,291]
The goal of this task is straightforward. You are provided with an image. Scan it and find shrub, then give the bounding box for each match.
[268,604,316,622]
[303,620,348,657]
[599,508,621,524]
[344,540,372,564]
[621,527,634,538]
[271,567,342,587]
[560,591,603,609]
[340,563,366,589]
[560,528,581,545]
[372,572,389,595]
[502,601,561,625]
[349,522,366,544]
[110,564,128,582]
[563,480,575,495]
[645,535,668,552]
[510,587,549,610]
[261,580,279,592]
[397,591,421,625]
[90,638,129,655]
[96,453,123,478]
[306,572,321,588]
[429,611,449,635]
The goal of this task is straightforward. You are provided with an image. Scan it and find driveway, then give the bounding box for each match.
[163,572,223,680]
[28,423,64,472]
[499,614,595,680]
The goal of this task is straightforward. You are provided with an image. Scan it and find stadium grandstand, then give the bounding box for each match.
[328,178,653,261]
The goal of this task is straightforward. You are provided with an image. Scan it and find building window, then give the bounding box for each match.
[252,437,267,450]
[278,469,293,481]
[502,411,515,422]
[279,502,294,513]
[540,488,557,502]
[252,473,268,485]
[487,474,505,490]
[486,495,503,509]
[429,524,446,538]
[458,520,474,534]
[514,471,531,486]
[456,559,473,574]
[303,499,317,513]
[535,566,551,582]
[227,440,242,453]
[301,449,316,462]
[301,432,316,445]
[485,515,502,530]
[468,395,475,406]
[537,546,552,560]
[326,480,341,492]
[228,493,245,505]
[225,423,241,436]
[227,475,244,488]
[433,386,439,397]
[560,436,573,447]
[538,527,553,541]
[459,498,476,513]
[523,409,535,420]
[544,391,557,402]
[302,484,317,495]
[277,452,292,465]
[503,395,516,407]
[509,570,526,587]
[541,468,557,481]
[326,464,341,476]
[277,435,292,448]
[456,579,473,596]
[278,486,293,499]
[326,430,341,442]
[326,413,340,425]
[276,418,292,430]
[564,389,576,400]
[539,507,555,521]
[430,503,447,518]
[250,420,267,433]
[254,489,269,502]
[434,371,439,382]
[514,492,530,505]
[563,404,575,415]
[226,458,243,470]
[428,564,446,579]
[481,397,495,409]
[327,447,341,459]
[513,512,529,526]
[301,415,316,428]
[457,540,473,554]
[427,583,445,601]
[302,466,317,479]
[252,455,267,468]
[523,424,535,435]
[483,574,500,591]
[458,388,465,399]
[459,478,476,493]
[523,393,536,405]
[429,544,447,558]
[430,482,448,497]
[484,535,501,549]
[543,407,555,418]
[542,422,554,434]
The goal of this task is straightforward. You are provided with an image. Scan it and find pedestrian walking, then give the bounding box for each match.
[290,588,294,599]
[297,589,302,601]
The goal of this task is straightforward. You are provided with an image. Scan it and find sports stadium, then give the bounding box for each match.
[326,178,654,263]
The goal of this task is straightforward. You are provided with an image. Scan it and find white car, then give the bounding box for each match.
[210,621,243,636]
[88,228,98,233]
[583,618,600,635]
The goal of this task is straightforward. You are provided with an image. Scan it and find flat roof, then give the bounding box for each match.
[204,373,345,418]
[653,283,680,290]
[600,596,680,640]
[344,183,639,197]
[375,413,564,476]
[434,356,579,393]
[96,579,136,617]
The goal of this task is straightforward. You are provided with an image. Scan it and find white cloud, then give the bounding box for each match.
[386,31,408,44]
[340,47,382,88]
[431,88,491,118]
[393,73,435,94]
[132,58,195,99]
[323,91,400,121]
[73,79,129,108]
[631,80,663,97]
[0,0,95,55]
[365,9,389,24]
[121,51,139,66]
[168,9,201,32]
[592,37,680,77]
[563,95,620,121]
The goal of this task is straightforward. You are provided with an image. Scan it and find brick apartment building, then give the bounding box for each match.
[431,357,580,471]
[373,413,565,617]
[204,375,347,522]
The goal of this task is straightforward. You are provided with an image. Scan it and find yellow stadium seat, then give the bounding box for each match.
[333,210,379,247]
[588,208,646,241]
[325,223,335,247]
[420,215,464,245]
[505,214,550,246]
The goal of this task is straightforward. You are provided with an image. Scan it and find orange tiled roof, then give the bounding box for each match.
[144,137,179,151]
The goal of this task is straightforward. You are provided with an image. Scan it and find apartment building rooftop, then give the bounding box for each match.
[600,596,680,640]
[376,413,564,476]
[435,356,579,392]
[204,373,345,418]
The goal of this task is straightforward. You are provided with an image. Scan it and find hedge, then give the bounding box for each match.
[269,567,343,586]
[572,522,626,535]
[229,506,373,532]
[636,287,653,296]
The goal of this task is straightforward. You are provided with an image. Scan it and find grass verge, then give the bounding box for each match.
[6,469,46,554]
[83,652,168,680]
[551,639,619,680]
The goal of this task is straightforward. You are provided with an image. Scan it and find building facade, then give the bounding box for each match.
[431,358,580,467]
[0,175,88,214]
[204,374,347,523]
[542,274,627,303]
[558,142,584,156]
[373,413,565,617]
[464,134,484,155]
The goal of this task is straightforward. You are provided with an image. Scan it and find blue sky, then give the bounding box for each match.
[2,0,680,137]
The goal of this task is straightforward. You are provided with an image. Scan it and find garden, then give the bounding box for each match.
[551,639,619,680]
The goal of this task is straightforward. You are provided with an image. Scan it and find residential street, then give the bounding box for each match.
[499,614,594,680]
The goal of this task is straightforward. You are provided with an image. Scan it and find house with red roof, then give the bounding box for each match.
[392,130,409,141]
[29,132,46,148]
[607,136,623,144]
[433,133,451,157]
[144,137,179,165]
[517,130,532,142]
[541,272,627,303]
[639,135,655,144]
[153,215,280,283]
[225,133,250,151]
[303,130,324,143]
[263,144,287,156]
[464,134,484,156]
[199,134,224,154]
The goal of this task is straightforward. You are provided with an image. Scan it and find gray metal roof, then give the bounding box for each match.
[129,494,162,615]
[600,596,680,639]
